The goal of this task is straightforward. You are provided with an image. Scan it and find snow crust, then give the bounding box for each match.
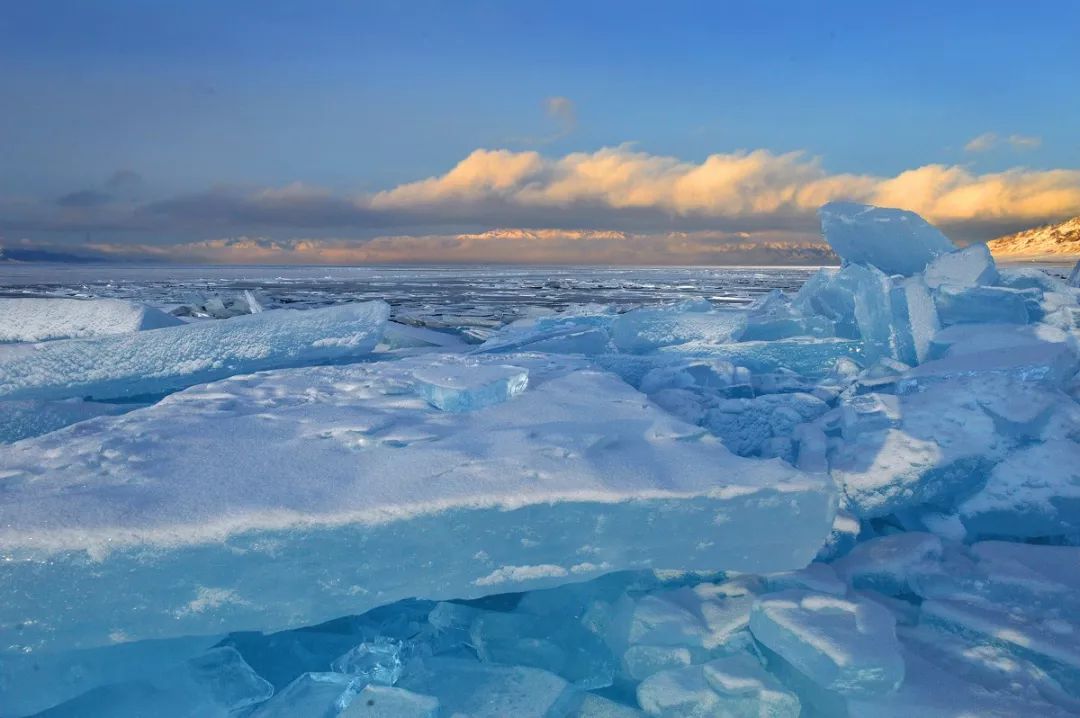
[0,297,182,343]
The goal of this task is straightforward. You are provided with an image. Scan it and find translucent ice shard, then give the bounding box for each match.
[749,590,904,696]
[1069,259,1080,288]
[0,358,835,654]
[897,341,1080,393]
[922,243,998,289]
[0,634,224,717]
[0,297,182,343]
[934,285,1040,325]
[735,290,834,342]
[888,277,938,365]
[0,301,390,401]
[610,301,744,354]
[249,672,361,718]
[818,202,955,276]
[34,647,272,718]
[412,361,529,411]
[794,263,897,361]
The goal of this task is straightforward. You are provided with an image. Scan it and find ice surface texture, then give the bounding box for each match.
[0,301,389,401]
[0,297,182,343]
[0,354,834,655]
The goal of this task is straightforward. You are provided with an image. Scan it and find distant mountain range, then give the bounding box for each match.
[988,216,1080,259]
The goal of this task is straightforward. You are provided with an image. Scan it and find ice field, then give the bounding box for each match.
[2,203,1080,717]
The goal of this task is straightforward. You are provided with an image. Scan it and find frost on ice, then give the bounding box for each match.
[0,297,182,343]
[3,201,1080,717]
[0,355,834,655]
[0,300,390,401]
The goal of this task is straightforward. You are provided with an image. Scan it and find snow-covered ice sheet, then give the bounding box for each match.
[0,300,389,401]
[0,355,835,654]
[0,297,182,343]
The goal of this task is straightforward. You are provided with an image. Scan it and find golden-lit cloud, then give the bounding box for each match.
[369,146,1079,226]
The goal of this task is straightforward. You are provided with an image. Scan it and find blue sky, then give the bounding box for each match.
[2,1,1080,263]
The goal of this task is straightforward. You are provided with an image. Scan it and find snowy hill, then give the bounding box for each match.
[988,216,1080,259]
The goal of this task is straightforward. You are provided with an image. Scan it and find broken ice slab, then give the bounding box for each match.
[749,591,904,697]
[832,532,943,596]
[468,605,615,689]
[898,342,1080,395]
[998,266,1069,292]
[0,634,224,717]
[934,285,1041,325]
[0,359,835,655]
[926,321,1073,361]
[570,694,645,717]
[827,383,1006,519]
[795,263,895,359]
[636,654,800,718]
[609,301,745,354]
[411,361,529,411]
[477,313,617,355]
[818,202,955,276]
[339,685,439,718]
[1070,259,1080,288]
[248,672,361,718]
[846,642,1074,718]
[0,301,390,401]
[921,597,1080,696]
[734,289,834,342]
[888,277,938,365]
[34,647,272,718]
[0,297,183,343]
[921,243,998,289]
[603,585,759,678]
[656,337,867,376]
[958,439,1080,539]
[591,339,865,394]
[911,542,1080,618]
[397,657,579,718]
[380,321,469,351]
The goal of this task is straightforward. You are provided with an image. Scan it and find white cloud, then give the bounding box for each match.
[965,131,1042,153]
[1007,134,1042,150]
[544,96,576,131]
[965,132,999,153]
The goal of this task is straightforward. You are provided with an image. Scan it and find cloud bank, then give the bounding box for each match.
[4,145,1080,263]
